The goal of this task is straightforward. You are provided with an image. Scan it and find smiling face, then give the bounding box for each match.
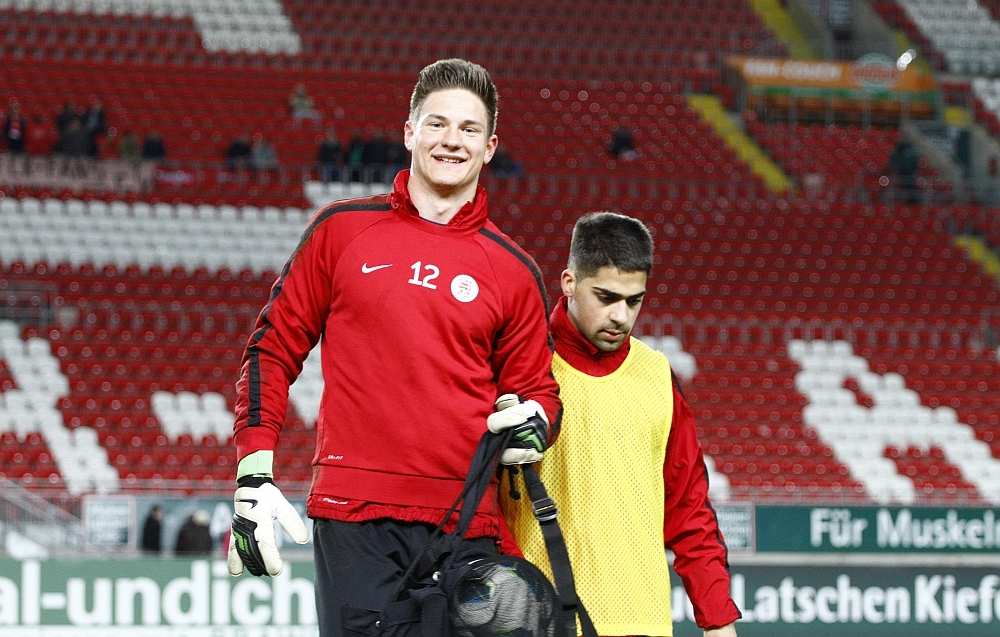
[562,266,648,352]
[404,88,497,202]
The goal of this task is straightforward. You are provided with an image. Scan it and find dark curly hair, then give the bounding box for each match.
[568,212,654,280]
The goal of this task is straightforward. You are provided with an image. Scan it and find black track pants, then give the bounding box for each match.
[312,517,496,637]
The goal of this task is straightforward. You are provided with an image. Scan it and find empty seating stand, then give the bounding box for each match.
[2,0,999,507]
[4,187,1000,505]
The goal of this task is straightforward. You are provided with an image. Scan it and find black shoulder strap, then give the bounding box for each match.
[521,464,599,637]
[452,430,509,539]
[383,430,510,609]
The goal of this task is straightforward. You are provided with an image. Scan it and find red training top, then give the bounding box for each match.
[234,170,562,542]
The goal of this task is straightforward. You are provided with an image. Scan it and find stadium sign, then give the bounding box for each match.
[672,566,1000,636]
[725,55,938,109]
[727,55,934,94]
[850,53,902,92]
[0,559,317,636]
[756,506,1000,553]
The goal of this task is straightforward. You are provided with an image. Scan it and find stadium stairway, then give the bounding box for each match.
[747,0,819,60]
[954,234,1000,286]
[686,94,793,194]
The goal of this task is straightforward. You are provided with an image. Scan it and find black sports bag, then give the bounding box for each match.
[341,429,597,637]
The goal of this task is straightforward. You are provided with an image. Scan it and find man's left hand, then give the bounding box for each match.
[704,623,737,637]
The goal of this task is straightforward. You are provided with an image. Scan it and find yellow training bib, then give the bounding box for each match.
[501,338,675,636]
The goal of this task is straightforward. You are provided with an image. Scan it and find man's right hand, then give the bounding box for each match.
[228,476,309,577]
[488,394,549,464]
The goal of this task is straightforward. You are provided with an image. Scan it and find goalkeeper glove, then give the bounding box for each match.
[487,393,549,464]
[228,456,309,577]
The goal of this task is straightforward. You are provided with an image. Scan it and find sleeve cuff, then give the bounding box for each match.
[237,450,274,479]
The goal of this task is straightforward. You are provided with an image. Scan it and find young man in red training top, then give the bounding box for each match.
[226,59,561,637]
[502,212,739,636]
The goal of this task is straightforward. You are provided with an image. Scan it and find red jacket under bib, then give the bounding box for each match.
[233,171,561,541]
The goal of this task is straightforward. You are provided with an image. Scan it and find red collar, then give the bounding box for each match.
[550,296,630,377]
[387,170,489,236]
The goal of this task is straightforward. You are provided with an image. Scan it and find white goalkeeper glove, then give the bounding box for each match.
[487,394,549,464]
[228,455,309,577]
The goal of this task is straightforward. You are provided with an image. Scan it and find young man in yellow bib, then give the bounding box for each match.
[501,212,740,636]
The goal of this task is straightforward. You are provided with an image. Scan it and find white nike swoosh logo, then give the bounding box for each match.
[361,263,392,273]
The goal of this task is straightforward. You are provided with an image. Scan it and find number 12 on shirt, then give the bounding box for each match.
[409,261,440,289]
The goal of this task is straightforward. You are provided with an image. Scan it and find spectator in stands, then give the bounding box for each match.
[54,119,91,157]
[82,100,107,157]
[489,147,525,178]
[26,114,57,155]
[361,127,390,183]
[3,102,27,154]
[117,130,141,161]
[288,83,322,128]
[384,127,409,182]
[802,172,825,201]
[141,505,164,554]
[56,100,81,134]
[141,131,166,162]
[345,128,365,182]
[226,133,252,171]
[317,126,343,183]
[251,135,279,172]
[175,510,213,556]
[609,123,637,161]
[890,139,920,203]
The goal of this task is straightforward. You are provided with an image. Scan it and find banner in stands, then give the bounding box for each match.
[1,560,998,636]
[0,155,155,194]
[756,506,1000,553]
[82,496,136,549]
[83,495,311,554]
[715,503,754,552]
[726,54,937,96]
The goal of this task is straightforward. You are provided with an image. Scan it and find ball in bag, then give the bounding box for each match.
[451,555,561,637]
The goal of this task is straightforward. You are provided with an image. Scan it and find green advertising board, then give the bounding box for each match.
[1,560,998,636]
[756,506,1000,553]
[0,559,318,636]
[671,565,1000,637]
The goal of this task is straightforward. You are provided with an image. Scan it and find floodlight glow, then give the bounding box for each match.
[896,49,917,71]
